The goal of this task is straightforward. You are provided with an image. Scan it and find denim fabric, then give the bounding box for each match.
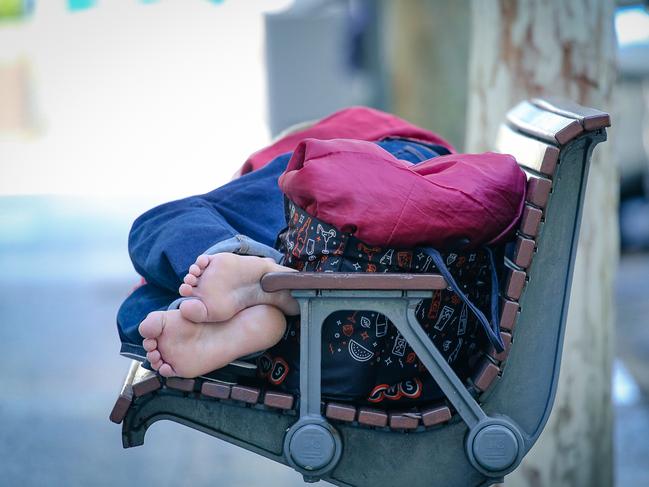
[204,235,283,262]
[117,138,450,357]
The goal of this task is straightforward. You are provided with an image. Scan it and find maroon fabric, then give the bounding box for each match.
[240,106,455,175]
[279,138,526,249]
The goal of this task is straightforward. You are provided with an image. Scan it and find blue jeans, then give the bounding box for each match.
[117,137,450,359]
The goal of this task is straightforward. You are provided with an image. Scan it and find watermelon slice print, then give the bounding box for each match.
[348,339,374,362]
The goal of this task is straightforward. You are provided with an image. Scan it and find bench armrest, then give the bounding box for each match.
[260,272,447,292]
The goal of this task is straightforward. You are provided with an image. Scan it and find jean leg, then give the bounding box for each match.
[128,153,291,293]
[117,282,179,357]
[119,141,442,352]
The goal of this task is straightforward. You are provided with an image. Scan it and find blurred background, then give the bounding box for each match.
[0,1,647,486]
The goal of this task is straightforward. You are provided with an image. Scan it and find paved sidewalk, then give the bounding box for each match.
[0,197,310,486]
[0,278,311,487]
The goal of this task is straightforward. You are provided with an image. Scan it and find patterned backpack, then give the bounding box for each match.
[258,200,505,407]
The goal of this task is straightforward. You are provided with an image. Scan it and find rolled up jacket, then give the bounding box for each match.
[279,138,527,250]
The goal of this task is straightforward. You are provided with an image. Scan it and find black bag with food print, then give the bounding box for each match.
[259,199,504,407]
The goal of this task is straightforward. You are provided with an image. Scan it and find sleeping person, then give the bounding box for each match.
[118,107,526,404]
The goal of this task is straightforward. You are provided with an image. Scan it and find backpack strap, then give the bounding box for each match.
[421,247,505,353]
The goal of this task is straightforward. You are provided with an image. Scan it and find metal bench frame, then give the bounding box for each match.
[110,98,610,487]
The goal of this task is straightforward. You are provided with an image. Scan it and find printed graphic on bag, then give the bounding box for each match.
[262,200,500,405]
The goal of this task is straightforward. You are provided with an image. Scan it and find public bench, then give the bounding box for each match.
[110,98,610,487]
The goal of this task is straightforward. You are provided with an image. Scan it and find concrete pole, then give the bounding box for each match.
[465,1,617,486]
[385,0,471,150]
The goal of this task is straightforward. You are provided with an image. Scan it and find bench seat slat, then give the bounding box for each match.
[326,402,357,422]
[472,359,500,392]
[166,377,196,392]
[231,385,261,404]
[496,124,560,177]
[109,361,139,424]
[520,205,543,237]
[201,381,231,399]
[264,391,295,410]
[109,394,133,425]
[421,404,452,427]
[132,365,162,397]
[504,267,526,301]
[512,236,535,269]
[499,299,519,332]
[389,412,420,430]
[488,332,513,362]
[525,171,552,209]
[358,407,388,428]
[531,97,611,131]
[507,100,584,145]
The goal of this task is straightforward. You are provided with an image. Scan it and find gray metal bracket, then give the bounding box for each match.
[284,289,525,481]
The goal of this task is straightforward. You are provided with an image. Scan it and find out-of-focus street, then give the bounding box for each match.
[0,197,309,487]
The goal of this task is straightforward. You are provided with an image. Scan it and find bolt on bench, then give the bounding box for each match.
[110,98,610,487]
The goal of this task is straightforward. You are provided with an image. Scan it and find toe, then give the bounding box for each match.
[189,264,202,277]
[159,363,177,377]
[138,311,166,338]
[150,359,163,371]
[142,338,157,352]
[183,274,198,286]
[179,298,209,323]
[179,283,194,297]
[147,350,161,364]
[196,254,210,269]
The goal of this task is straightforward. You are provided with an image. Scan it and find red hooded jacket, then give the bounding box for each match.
[279,138,526,249]
[240,106,455,175]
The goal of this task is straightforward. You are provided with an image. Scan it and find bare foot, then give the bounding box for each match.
[177,253,299,323]
[138,306,287,378]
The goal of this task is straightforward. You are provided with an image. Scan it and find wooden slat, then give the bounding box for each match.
[525,173,552,208]
[109,361,139,424]
[507,100,583,145]
[325,402,357,422]
[519,205,543,237]
[201,381,231,400]
[358,407,388,428]
[165,377,195,393]
[389,412,420,430]
[421,404,452,427]
[131,365,162,397]
[496,124,560,177]
[488,332,513,362]
[513,236,535,269]
[263,391,295,410]
[504,268,526,301]
[500,299,519,332]
[261,272,447,292]
[473,360,500,392]
[531,97,611,131]
[231,385,260,404]
[109,394,132,425]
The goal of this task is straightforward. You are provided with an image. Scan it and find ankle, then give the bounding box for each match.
[240,304,287,347]
[260,257,282,274]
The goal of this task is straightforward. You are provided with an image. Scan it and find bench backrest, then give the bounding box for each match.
[479,99,609,446]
